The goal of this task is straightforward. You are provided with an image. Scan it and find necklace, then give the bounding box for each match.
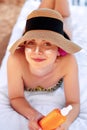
[26,78,63,92]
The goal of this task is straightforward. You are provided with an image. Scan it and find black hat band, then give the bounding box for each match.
[26,17,64,35]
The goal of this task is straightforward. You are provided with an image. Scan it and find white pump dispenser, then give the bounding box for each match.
[60,105,72,116]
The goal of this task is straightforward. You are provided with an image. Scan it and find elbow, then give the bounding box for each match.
[66,102,80,115]
[71,102,80,116]
[9,96,24,108]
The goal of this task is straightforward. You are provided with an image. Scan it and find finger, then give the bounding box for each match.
[29,121,41,130]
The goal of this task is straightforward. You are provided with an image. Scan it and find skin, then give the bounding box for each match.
[39,0,70,18]
[39,0,72,39]
[7,39,80,130]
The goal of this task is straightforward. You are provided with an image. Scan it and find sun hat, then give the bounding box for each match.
[9,8,82,54]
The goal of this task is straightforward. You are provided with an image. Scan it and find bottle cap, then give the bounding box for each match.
[60,105,72,116]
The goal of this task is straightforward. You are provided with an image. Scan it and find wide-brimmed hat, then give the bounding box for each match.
[9,8,82,54]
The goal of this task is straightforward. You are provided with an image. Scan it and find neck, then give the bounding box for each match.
[29,64,56,77]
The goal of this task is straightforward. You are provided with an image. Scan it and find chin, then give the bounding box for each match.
[31,69,47,77]
[30,64,52,77]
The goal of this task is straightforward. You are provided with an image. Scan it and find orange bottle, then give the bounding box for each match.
[39,105,72,130]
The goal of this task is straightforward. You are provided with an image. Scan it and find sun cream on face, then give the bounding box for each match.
[24,41,58,76]
[34,46,40,53]
[25,45,56,54]
[25,48,32,62]
[25,46,58,63]
[44,49,54,54]
[25,48,57,76]
[25,47,32,53]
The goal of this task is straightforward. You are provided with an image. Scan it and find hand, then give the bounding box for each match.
[28,112,43,130]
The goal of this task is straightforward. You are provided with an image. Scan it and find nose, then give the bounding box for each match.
[34,46,42,54]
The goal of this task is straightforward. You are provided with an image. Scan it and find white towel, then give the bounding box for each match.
[0,1,87,129]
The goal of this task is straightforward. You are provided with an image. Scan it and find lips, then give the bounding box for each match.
[32,58,46,62]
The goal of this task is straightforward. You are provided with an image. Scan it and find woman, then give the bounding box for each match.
[7,8,82,130]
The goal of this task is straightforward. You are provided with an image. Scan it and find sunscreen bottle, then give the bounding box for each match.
[39,105,72,130]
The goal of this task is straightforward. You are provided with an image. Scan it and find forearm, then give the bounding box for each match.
[66,103,80,126]
[10,97,41,120]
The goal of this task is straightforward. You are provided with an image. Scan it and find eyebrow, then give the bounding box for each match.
[29,39,35,42]
[28,39,52,44]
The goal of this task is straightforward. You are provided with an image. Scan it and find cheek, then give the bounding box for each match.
[45,50,57,55]
[44,50,52,54]
[25,48,31,62]
[45,50,58,60]
[25,48,32,53]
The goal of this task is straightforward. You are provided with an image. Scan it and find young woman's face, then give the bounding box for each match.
[25,39,58,69]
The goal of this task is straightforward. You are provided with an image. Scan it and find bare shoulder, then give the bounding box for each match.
[60,54,78,74]
[7,48,26,71]
[7,49,26,99]
[63,54,77,63]
[8,49,25,64]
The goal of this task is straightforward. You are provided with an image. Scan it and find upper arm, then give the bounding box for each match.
[7,54,24,99]
[63,55,80,105]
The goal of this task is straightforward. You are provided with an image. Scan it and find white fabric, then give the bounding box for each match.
[0,1,87,129]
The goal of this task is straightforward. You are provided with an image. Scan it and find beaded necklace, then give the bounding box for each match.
[26,78,63,92]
